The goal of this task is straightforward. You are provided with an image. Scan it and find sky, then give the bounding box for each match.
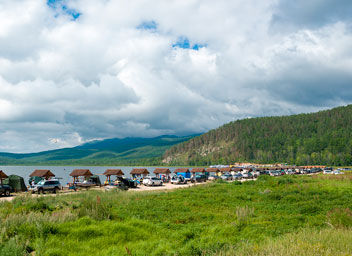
[0,0,352,153]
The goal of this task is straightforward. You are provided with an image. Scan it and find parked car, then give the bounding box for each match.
[333,170,344,175]
[220,174,233,180]
[118,177,138,188]
[323,169,333,174]
[269,171,280,177]
[143,177,163,186]
[0,184,11,197]
[31,179,62,194]
[171,175,187,184]
[191,174,207,183]
[207,175,219,181]
[233,173,243,180]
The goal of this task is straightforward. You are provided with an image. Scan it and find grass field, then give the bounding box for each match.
[0,174,351,255]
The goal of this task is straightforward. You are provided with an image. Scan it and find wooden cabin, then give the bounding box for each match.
[70,169,93,183]
[29,169,55,180]
[130,168,149,178]
[0,170,8,185]
[153,168,171,178]
[103,169,124,184]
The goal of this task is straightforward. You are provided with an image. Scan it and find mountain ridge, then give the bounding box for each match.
[163,105,352,166]
[0,134,200,165]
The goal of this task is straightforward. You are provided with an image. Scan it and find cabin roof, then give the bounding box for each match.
[103,169,124,176]
[191,168,206,173]
[29,169,55,178]
[174,168,189,173]
[153,168,171,174]
[0,170,8,179]
[70,169,93,177]
[220,167,232,172]
[206,168,219,172]
[130,168,150,175]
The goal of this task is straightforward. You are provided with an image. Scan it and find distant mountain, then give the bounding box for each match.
[0,135,199,165]
[163,105,352,166]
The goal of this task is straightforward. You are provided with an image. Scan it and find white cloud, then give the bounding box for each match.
[0,0,351,152]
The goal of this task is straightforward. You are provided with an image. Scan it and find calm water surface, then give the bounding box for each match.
[0,166,182,186]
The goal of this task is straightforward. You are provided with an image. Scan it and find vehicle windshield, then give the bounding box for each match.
[37,180,45,185]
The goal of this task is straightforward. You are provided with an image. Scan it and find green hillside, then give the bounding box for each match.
[0,135,198,165]
[163,105,352,166]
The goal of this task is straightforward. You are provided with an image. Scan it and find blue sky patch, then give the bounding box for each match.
[137,21,158,31]
[47,0,81,20]
[173,37,206,50]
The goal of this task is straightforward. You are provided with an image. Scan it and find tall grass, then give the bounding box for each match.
[0,174,351,255]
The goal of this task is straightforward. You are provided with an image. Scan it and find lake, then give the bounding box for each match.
[0,166,183,186]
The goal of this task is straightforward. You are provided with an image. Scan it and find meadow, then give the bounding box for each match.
[0,174,351,256]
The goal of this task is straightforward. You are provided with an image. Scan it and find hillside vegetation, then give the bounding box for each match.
[0,174,351,255]
[0,135,197,166]
[163,105,352,166]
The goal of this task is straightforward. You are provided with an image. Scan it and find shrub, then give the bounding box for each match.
[327,208,352,228]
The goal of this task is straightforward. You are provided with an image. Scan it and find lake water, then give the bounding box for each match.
[0,166,183,186]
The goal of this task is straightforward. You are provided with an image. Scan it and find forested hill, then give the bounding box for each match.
[163,105,352,166]
[0,135,197,165]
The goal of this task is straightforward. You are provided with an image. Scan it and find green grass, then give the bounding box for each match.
[0,174,351,255]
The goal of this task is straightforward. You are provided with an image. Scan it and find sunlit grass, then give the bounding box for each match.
[0,174,351,255]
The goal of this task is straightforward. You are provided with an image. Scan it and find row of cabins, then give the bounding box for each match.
[1,165,320,191]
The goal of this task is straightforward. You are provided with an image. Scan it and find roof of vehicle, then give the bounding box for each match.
[130,168,150,175]
[0,170,8,179]
[174,168,189,173]
[70,169,93,177]
[153,168,171,174]
[30,169,55,178]
[103,169,124,176]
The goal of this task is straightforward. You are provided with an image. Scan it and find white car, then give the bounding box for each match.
[143,177,163,186]
[171,175,187,184]
[333,170,344,175]
[323,170,333,174]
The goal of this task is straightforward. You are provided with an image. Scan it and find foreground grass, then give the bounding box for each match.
[0,174,351,255]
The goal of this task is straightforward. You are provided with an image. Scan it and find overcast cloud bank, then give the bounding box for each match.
[0,0,351,152]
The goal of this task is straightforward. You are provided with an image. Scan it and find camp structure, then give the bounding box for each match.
[0,170,8,185]
[206,168,220,174]
[220,167,232,173]
[191,168,206,173]
[29,169,55,185]
[3,175,27,192]
[174,168,191,179]
[70,169,93,183]
[153,168,171,179]
[103,169,124,184]
[130,168,149,178]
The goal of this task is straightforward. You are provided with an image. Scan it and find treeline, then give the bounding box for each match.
[163,105,352,166]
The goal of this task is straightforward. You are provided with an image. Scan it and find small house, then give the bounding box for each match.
[190,168,206,177]
[29,169,55,185]
[70,169,93,183]
[153,168,171,179]
[103,169,124,184]
[0,170,8,185]
[130,168,149,179]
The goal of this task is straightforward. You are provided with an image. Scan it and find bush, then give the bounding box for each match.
[327,208,352,228]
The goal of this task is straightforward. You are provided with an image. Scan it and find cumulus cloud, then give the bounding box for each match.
[0,0,351,152]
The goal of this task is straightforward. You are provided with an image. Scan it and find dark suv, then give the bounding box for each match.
[0,185,11,197]
[32,180,62,194]
[191,174,207,183]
